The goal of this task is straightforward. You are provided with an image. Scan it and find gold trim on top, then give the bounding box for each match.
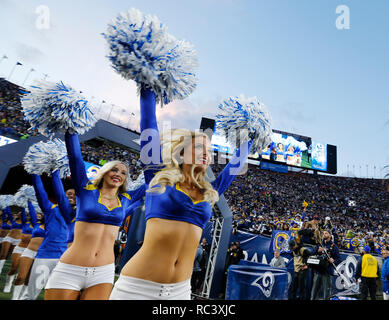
[175,184,206,204]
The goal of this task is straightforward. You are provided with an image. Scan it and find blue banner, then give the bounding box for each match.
[226,230,378,298]
[230,230,272,263]
[226,263,289,300]
[260,161,288,173]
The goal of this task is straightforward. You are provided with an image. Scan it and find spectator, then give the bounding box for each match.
[355,245,380,300]
[381,245,389,300]
[310,230,341,300]
[269,249,286,268]
[289,239,311,300]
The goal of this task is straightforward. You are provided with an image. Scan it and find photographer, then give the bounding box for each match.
[298,221,320,246]
[289,239,311,300]
[309,230,341,300]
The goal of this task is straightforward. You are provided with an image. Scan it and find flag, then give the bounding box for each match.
[270,230,295,254]
[303,200,309,208]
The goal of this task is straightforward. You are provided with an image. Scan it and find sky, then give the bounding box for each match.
[0,0,388,178]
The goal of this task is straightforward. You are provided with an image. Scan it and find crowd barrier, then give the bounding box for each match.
[226,229,383,299]
[226,262,289,300]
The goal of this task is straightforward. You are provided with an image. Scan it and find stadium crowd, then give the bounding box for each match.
[1,77,388,256]
[213,159,389,255]
[0,78,39,140]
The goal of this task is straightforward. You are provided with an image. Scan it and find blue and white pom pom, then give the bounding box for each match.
[21,80,98,137]
[23,139,70,178]
[215,95,273,154]
[0,195,14,210]
[14,185,37,208]
[51,138,71,178]
[103,8,198,106]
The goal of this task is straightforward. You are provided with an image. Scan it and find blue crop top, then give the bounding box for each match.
[27,200,45,238]
[140,88,253,229]
[8,208,23,230]
[32,174,68,259]
[1,207,12,230]
[64,132,146,227]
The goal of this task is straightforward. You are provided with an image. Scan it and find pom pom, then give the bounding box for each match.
[127,172,145,191]
[103,8,198,106]
[215,95,273,154]
[0,195,14,209]
[14,185,37,208]
[23,139,70,178]
[51,139,71,178]
[21,80,98,137]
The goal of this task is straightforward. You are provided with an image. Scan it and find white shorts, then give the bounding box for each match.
[20,248,37,259]
[12,245,26,255]
[2,236,21,246]
[45,261,115,291]
[109,275,191,300]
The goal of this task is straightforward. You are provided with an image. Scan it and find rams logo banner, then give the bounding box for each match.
[270,230,295,254]
[84,161,101,179]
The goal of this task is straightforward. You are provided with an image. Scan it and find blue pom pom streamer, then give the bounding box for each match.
[102,8,198,106]
[21,80,98,138]
[215,94,273,154]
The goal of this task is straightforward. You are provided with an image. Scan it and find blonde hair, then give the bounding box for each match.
[148,128,219,207]
[91,160,129,194]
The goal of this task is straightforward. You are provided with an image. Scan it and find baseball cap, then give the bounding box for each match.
[363,245,371,253]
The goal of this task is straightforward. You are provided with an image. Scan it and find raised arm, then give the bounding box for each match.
[20,207,27,226]
[124,184,146,219]
[211,140,253,195]
[51,170,75,224]
[140,88,163,184]
[64,131,89,195]
[31,174,53,214]
[124,198,144,220]
[27,200,38,227]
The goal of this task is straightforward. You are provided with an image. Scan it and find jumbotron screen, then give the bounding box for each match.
[210,126,336,174]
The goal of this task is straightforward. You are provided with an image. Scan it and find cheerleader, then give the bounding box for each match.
[27,174,68,300]
[109,89,258,300]
[13,201,45,300]
[6,207,33,296]
[51,169,76,247]
[1,208,22,292]
[100,8,272,300]
[44,131,146,300]
[0,209,11,264]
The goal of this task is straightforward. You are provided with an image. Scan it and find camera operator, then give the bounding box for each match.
[309,230,341,300]
[298,221,320,246]
[289,239,311,300]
